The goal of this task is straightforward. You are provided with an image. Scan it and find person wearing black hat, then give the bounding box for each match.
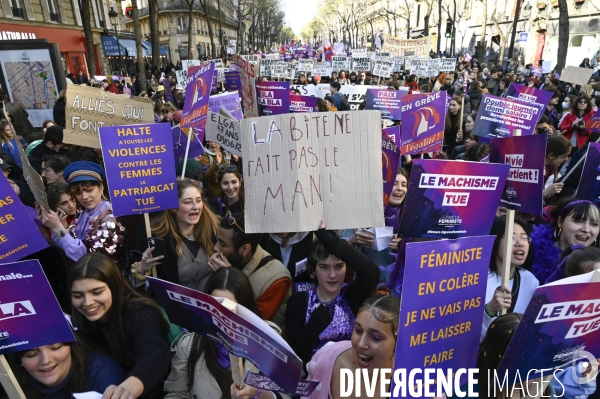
[28,125,79,174]
[37,161,127,270]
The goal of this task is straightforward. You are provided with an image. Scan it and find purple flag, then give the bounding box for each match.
[256,81,291,115]
[163,78,173,102]
[225,71,242,98]
[181,63,214,129]
[505,83,553,123]
[489,134,547,215]
[0,259,75,355]
[578,142,600,203]
[0,174,48,262]
[382,131,401,206]
[290,94,317,112]
[400,92,446,155]
[472,94,541,138]
[398,159,510,238]
[365,88,408,120]
[99,123,179,217]
[172,126,205,163]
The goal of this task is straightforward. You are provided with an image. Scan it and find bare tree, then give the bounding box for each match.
[81,0,97,75]
[478,0,488,61]
[149,0,160,68]
[183,0,195,60]
[555,0,569,71]
[132,0,147,93]
[197,0,217,56]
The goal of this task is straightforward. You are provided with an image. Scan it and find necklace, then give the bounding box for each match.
[184,233,194,240]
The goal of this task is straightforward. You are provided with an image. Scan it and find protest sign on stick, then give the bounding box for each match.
[205,112,242,157]
[399,91,446,154]
[181,63,214,129]
[560,66,595,87]
[382,131,401,206]
[372,59,394,78]
[438,58,457,72]
[256,81,291,115]
[172,126,204,163]
[472,94,541,138]
[64,86,154,148]
[331,56,349,71]
[235,55,259,117]
[225,71,242,98]
[351,57,371,72]
[577,142,600,202]
[209,92,243,121]
[398,159,510,238]
[505,83,553,123]
[241,111,384,233]
[290,94,317,112]
[175,70,188,90]
[365,88,407,120]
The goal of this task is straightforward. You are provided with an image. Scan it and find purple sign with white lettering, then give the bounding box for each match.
[99,123,178,216]
[225,71,243,100]
[365,88,408,120]
[392,236,493,398]
[290,94,317,112]
[473,94,540,138]
[256,81,291,115]
[400,92,446,155]
[209,92,243,120]
[398,159,509,238]
[181,63,214,128]
[505,83,552,123]
[148,278,302,394]
[578,142,600,204]
[172,126,205,163]
[382,131,401,206]
[489,134,547,215]
[0,174,48,262]
[0,259,75,355]
[383,125,400,144]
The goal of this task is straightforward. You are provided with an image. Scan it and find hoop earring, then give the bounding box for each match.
[553,227,562,240]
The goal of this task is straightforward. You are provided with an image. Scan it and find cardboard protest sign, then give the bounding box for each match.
[382,131,401,206]
[171,126,204,163]
[560,66,595,87]
[399,91,446,155]
[372,59,394,78]
[365,88,407,120]
[64,86,154,147]
[205,112,242,157]
[0,175,48,262]
[235,55,259,117]
[244,371,319,397]
[182,59,201,70]
[241,111,384,233]
[297,60,314,73]
[577,142,600,203]
[256,81,290,115]
[181,63,214,129]
[340,85,370,110]
[99,123,178,216]
[472,94,541,138]
[312,62,332,78]
[290,84,317,97]
[225,71,242,98]
[498,276,600,383]
[332,56,349,71]
[175,70,188,90]
[489,135,546,215]
[505,83,553,123]
[393,236,494,394]
[438,58,457,72]
[259,59,276,77]
[290,94,317,112]
[0,259,75,354]
[383,36,431,57]
[351,57,371,72]
[398,159,510,238]
[392,57,405,72]
[270,62,288,79]
[147,277,302,393]
[209,92,243,121]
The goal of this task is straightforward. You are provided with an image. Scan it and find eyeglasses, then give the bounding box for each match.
[224,211,244,233]
[511,235,532,245]
[219,165,237,173]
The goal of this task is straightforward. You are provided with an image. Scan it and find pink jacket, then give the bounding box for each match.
[304,341,352,399]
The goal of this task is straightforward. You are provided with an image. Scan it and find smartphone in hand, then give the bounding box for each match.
[147,237,169,263]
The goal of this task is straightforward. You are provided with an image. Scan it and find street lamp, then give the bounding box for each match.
[108,7,123,75]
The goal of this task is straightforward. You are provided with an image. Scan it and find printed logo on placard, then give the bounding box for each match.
[553,344,586,362]
[0,330,9,340]
[506,185,517,198]
[437,214,463,227]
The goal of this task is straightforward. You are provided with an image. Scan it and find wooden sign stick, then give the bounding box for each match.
[501,209,516,316]
[0,355,26,399]
[220,298,244,388]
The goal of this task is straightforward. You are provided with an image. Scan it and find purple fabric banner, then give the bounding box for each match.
[505,83,552,123]
[392,236,494,397]
[172,126,205,163]
[256,81,291,115]
[225,71,243,98]
[0,259,75,355]
[382,131,401,206]
[147,277,303,393]
[489,134,547,215]
[99,123,179,216]
[163,78,173,102]
[0,175,48,262]
[383,125,400,144]
[244,371,319,397]
[473,94,541,138]
[209,92,243,121]
[365,88,407,120]
[578,142,600,203]
[181,63,215,129]
[289,94,317,112]
[400,92,446,155]
[398,159,510,238]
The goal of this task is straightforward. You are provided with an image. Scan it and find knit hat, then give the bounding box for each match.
[173,110,183,122]
[176,159,203,180]
[64,161,105,183]
[313,75,321,82]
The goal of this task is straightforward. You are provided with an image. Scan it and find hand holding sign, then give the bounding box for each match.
[486,285,512,315]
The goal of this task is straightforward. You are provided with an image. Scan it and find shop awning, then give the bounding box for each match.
[160,45,168,56]
[141,41,152,56]
[120,39,141,56]
[101,36,127,56]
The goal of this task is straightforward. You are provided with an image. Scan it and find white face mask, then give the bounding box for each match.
[562,102,569,109]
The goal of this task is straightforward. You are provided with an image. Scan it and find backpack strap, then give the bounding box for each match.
[254,255,275,272]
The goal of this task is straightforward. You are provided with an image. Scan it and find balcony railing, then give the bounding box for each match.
[50,12,59,22]
[11,7,25,18]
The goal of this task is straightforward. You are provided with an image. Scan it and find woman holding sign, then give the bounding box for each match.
[560,96,595,149]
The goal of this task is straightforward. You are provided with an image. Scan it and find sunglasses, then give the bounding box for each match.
[219,165,237,173]
[224,211,244,233]
[579,101,588,104]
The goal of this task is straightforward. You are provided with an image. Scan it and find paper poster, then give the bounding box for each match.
[332,56,350,71]
[399,91,446,155]
[312,63,333,78]
[171,126,205,163]
[0,175,48,262]
[398,159,510,238]
[352,57,371,72]
[99,123,178,216]
[175,70,188,90]
[472,94,541,138]
[392,57,405,72]
[383,36,432,57]
[225,71,242,98]
[0,259,75,354]
[439,58,457,72]
[64,86,154,147]
[290,94,317,113]
[560,66,595,87]
[147,277,302,394]
[209,92,243,121]
[241,111,384,233]
[393,236,494,397]
[372,59,394,78]
[505,83,553,123]
[256,81,291,115]
[489,134,547,215]
[382,131,401,206]
[205,112,242,157]
[235,55,259,118]
[577,142,600,203]
[13,132,49,210]
[365,88,408,120]
[181,63,214,129]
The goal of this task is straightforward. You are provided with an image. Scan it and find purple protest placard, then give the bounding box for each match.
[290,94,317,112]
[225,71,242,98]
[256,81,291,115]
[366,88,407,120]
[163,78,173,102]
[585,108,600,131]
[99,123,178,216]
[383,131,401,206]
[505,83,552,123]
[209,92,243,121]
[210,68,219,94]
[122,87,132,98]
[392,236,494,397]
[383,125,400,144]
[398,159,510,238]
[147,277,303,393]
[578,142,600,203]
[0,175,48,262]
[0,259,75,354]
[472,94,541,138]
[400,91,446,155]
[489,134,547,215]
[244,371,319,397]
[172,126,205,163]
[181,63,214,129]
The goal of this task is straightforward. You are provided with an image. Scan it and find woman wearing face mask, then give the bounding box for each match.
[560,95,595,149]
[37,161,127,270]
[130,179,219,292]
[480,216,538,342]
[285,221,379,367]
[559,94,577,124]
[338,71,350,85]
[531,199,600,283]
[304,294,400,399]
